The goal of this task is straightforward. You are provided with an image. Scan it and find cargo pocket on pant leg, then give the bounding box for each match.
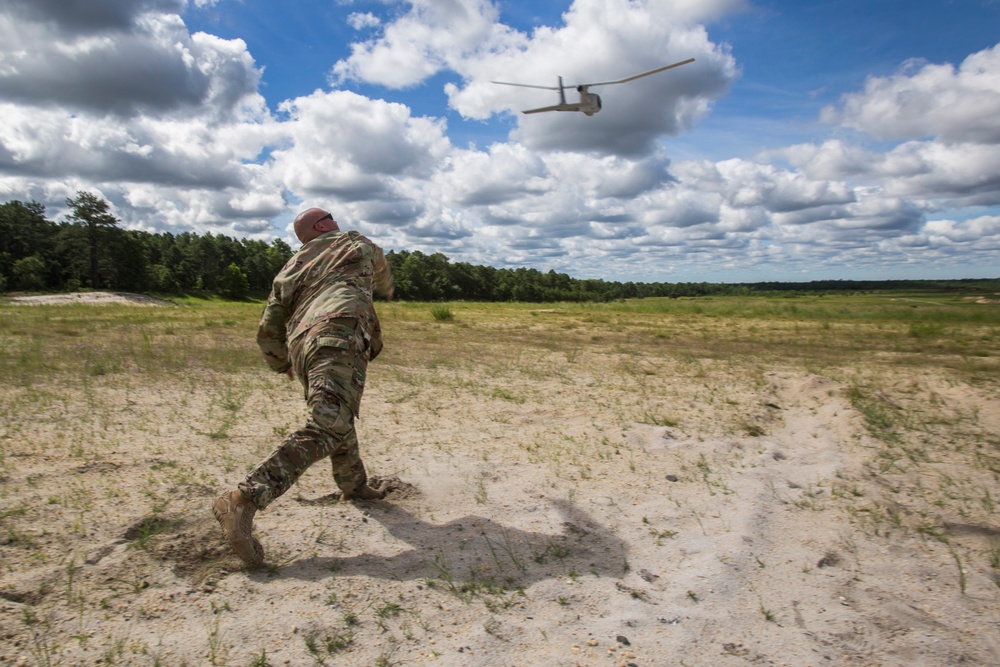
[309,335,365,417]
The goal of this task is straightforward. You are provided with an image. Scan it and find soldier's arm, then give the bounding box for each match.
[256,289,292,373]
[372,245,395,299]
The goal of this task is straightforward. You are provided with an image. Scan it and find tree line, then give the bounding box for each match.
[2,194,996,302]
[384,249,733,302]
[0,195,293,299]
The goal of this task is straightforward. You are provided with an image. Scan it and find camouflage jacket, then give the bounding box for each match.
[257,230,394,373]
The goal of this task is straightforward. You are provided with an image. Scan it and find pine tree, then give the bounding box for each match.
[65,192,120,289]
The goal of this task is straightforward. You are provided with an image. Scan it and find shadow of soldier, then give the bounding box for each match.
[268,498,629,592]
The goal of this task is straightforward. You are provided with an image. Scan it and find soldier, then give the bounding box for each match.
[213,207,395,568]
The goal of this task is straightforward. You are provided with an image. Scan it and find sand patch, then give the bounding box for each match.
[8,291,175,306]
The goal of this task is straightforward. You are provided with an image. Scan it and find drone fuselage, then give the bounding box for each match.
[576,86,602,116]
[522,85,603,115]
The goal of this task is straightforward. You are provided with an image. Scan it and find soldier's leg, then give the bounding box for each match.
[329,421,369,496]
[239,389,351,509]
[303,327,382,499]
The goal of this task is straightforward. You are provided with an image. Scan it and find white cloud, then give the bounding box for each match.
[774,140,877,181]
[780,137,1000,209]
[0,1,286,237]
[270,89,452,209]
[924,215,1000,244]
[4,0,184,34]
[347,12,381,30]
[0,8,264,121]
[331,0,503,88]
[0,102,280,188]
[823,44,1000,144]
[446,143,549,205]
[876,142,1000,206]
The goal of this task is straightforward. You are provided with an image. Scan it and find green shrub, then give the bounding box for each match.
[12,256,46,291]
[431,305,454,321]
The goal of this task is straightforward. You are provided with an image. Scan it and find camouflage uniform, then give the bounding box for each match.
[239,229,394,510]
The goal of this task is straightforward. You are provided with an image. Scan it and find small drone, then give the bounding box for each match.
[493,58,694,116]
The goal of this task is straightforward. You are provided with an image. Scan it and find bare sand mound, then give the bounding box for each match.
[8,291,174,306]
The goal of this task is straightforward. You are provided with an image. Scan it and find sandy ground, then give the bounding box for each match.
[1,295,999,667]
[7,292,175,307]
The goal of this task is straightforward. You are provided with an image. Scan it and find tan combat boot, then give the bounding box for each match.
[342,485,386,501]
[212,490,264,568]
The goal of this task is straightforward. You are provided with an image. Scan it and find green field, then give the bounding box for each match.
[2,291,997,382]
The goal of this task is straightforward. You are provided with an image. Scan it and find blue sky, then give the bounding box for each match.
[1,0,999,283]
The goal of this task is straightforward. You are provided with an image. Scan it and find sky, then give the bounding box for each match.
[1,0,999,284]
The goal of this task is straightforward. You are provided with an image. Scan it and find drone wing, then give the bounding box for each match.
[491,80,560,90]
[523,103,583,114]
[583,58,695,88]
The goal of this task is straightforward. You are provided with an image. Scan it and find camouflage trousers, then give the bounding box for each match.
[240,319,370,510]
